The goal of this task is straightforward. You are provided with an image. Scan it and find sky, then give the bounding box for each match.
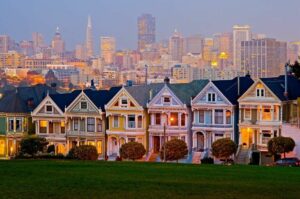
[1,0,300,52]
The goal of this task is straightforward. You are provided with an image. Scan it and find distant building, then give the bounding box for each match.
[137,14,156,51]
[100,37,116,65]
[288,41,300,63]
[32,32,44,53]
[241,38,287,78]
[169,30,184,62]
[233,25,251,71]
[86,16,94,58]
[0,51,25,68]
[75,44,87,60]
[0,35,10,53]
[25,58,53,69]
[19,40,34,56]
[183,34,203,55]
[51,27,65,56]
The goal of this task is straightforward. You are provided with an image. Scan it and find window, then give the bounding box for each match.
[226,110,231,124]
[256,88,265,97]
[262,131,271,144]
[39,120,47,134]
[137,116,143,128]
[262,108,271,121]
[61,121,65,134]
[16,118,22,132]
[8,118,14,132]
[97,119,102,132]
[207,93,216,102]
[97,141,102,154]
[205,110,212,124]
[215,133,224,141]
[80,119,85,131]
[81,101,87,109]
[215,110,224,124]
[155,113,161,125]
[0,140,5,155]
[128,137,136,142]
[199,110,204,124]
[170,112,178,126]
[181,114,186,126]
[244,109,251,120]
[121,98,128,107]
[73,119,79,131]
[128,115,136,128]
[87,118,95,132]
[113,116,119,128]
[163,97,171,104]
[46,105,53,113]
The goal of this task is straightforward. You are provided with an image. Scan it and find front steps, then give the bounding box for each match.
[192,152,202,164]
[235,148,250,164]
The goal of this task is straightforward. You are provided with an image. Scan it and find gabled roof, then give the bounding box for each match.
[261,75,300,101]
[49,90,81,112]
[213,76,254,105]
[0,84,57,113]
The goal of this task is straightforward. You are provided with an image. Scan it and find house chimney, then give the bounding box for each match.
[90,79,96,90]
[284,62,290,98]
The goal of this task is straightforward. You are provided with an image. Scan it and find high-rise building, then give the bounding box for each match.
[51,27,65,56]
[100,36,116,65]
[183,34,203,55]
[137,14,155,51]
[75,44,87,60]
[202,38,214,62]
[169,30,184,62]
[86,15,94,58]
[19,40,34,56]
[241,38,287,79]
[32,32,44,53]
[233,25,251,71]
[0,35,10,53]
[288,41,300,63]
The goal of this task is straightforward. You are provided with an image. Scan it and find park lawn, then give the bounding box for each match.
[0,160,299,199]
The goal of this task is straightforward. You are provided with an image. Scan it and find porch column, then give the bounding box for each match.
[179,113,182,127]
[212,109,215,124]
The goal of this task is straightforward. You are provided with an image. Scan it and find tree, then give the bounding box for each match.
[20,136,49,156]
[160,139,188,163]
[268,136,295,159]
[119,142,146,161]
[67,145,98,160]
[290,61,300,78]
[212,138,237,162]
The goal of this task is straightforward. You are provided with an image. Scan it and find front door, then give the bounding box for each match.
[196,132,204,151]
[153,136,160,153]
[241,129,253,148]
[111,137,118,155]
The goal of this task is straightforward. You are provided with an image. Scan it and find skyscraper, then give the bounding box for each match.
[137,14,155,51]
[241,38,287,79]
[86,15,94,58]
[32,32,44,53]
[100,36,116,65]
[233,25,251,71]
[51,27,65,56]
[0,35,10,53]
[183,34,203,55]
[169,30,184,62]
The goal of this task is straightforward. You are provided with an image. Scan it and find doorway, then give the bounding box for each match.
[153,136,160,153]
[196,132,205,151]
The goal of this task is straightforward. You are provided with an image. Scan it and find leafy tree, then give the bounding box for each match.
[212,138,237,162]
[67,145,98,160]
[120,142,146,161]
[290,61,300,78]
[20,136,49,156]
[160,139,188,163]
[268,136,295,159]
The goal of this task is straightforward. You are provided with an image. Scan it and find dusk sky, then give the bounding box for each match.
[1,0,300,51]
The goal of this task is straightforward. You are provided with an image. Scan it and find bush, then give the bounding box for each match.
[201,157,214,164]
[119,142,146,161]
[15,153,65,160]
[160,139,188,163]
[20,136,49,156]
[67,145,98,160]
[212,138,237,162]
[47,145,55,153]
[268,136,295,159]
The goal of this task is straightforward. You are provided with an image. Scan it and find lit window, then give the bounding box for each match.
[61,121,65,134]
[170,113,178,126]
[0,140,5,155]
[97,141,102,154]
[39,120,47,134]
[81,101,87,109]
[262,108,271,121]
[226,110,231,124]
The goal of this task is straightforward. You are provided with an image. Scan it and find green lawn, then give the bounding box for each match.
[0,161,299,199]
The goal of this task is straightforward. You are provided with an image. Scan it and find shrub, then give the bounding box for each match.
[268,136,295,159]
[67,145,98,160]
[201,157,214,164]
[119,142,146,161]
[47,145,55,153]
[20,136,49,156]
[160,139,188,163]
[212,138,237,162]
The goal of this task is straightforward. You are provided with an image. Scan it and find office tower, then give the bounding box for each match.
[202,38,214,62]
[19,40,34,56]
[86,15,94,58]
[213,32,233,66]
[241,38,287,79]
[233,25,251,71]
[137,14,155,51]
[288,42,300,63]
[51,27,65,55]
[183,34,203,54]
[0,35,10,53]
[100,36,116,64]
[32,32,44,53]
[169,30,184,62]
[75,44,87,60]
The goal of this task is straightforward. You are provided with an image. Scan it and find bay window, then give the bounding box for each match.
[113,116,119,128]
[215,109,224,124]
[87,118,95,132]
[155,113,161,125]
[128,115,136,128]
[199,110,204,124]
[226,110,231,124]
[137,116,143,128]
[205,110,212,124]
[170,112,178,126]
[80,119,85,131]
[73,119,79,131]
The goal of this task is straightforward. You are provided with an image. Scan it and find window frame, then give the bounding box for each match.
[207,92,216,102]
[244,108,251,120]
[80,101,88,110]
[128,115,136,128]
[113,116,119,128]
[45,105,53,113]
[87,117,95,132]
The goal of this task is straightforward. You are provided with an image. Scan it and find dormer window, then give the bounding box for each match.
[163,97,171,104]
[46,105,53,113]
[81,101,87,109]
[207,93,216,102]
[256,88,265,97]
[121,98,128,107]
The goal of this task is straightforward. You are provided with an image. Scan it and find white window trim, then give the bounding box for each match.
[113,116,119,128]
[45,105,53,113]
[244,109,251,120]
[8,118,14,132]
[80,101,88,110]
[256,88,265,98]
[207,92,216,102]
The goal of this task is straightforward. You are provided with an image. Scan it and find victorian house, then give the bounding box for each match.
[191,76,254,158]
[0,85,56,158]
[147,78,208,155]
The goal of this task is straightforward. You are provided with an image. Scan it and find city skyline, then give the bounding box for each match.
[1,0,300,51]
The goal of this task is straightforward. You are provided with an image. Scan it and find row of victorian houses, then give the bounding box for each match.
[0,74,300,164]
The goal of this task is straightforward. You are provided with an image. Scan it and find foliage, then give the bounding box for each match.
[47,145,55,153]
[212,138,237,161]
[20,136,49,156]
[268,136,295,158]
[16,153,65,160]
[290,61,300,78]
[119,142,146,161]
[27,117,36,135]
[160,139,188,162]
[201,157,214,164]
[67,145,98,160]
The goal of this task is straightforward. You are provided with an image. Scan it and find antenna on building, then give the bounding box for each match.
[145,64,148,85]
